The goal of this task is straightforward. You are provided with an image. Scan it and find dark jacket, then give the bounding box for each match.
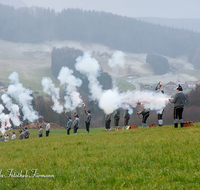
[171,92,187,108]
[123,109,130,119]
[38,127,43,136]
[67,120,72,129]
[114,108,120,118]
[105,114,112,122]
[72,118,80,129]
[84,110,91,123]
[19,133,24,140]
[23,128,30,138]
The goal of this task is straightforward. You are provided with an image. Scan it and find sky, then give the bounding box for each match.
[21,0,200,18]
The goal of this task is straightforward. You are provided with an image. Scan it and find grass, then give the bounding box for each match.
[1,124,200,189]
[113,77,136,92]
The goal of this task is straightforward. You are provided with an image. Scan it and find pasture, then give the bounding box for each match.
[1,124,200,189]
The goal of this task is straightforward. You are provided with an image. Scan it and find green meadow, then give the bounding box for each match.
[1,124,200,190]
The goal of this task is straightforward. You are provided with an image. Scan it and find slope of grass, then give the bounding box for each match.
[1,124,200,189]
[113,77,136,92]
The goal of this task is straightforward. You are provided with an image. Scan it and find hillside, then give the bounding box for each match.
[138,18,200,33]
[0,40,199,94]
[0,5,200,59]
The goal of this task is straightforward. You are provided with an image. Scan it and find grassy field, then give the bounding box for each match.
[1,124,200,189]
[112,77,136,92]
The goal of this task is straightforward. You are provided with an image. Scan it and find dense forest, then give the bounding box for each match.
[146,54,170,75]
[0,4,200,61]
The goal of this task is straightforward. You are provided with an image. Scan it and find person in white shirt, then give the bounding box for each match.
[42,118,50,137]
[4,134,9,141]
[11,131,16,140]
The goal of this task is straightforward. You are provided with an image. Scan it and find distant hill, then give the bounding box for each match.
[0,4,200,60]
[0,0,27,9]
[137,17,200,33]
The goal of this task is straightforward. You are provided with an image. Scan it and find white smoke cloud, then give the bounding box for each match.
[99,89,121,114]
[75,52,103,101]
[99,89,169,114]
[41,77,63,114]
[108,51,125,68]
[122,90,169,110]
[57,67,83,111]
[0,104,11,135]
[1,94,21,126]
[75,52,169,115]
[6,72,39,122]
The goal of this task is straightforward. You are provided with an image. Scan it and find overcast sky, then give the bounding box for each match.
[22,0,200,18]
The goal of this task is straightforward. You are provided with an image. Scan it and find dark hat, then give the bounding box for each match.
[87,110,91,113]
[12,132,15,134]
[177,84,183,91]
[40,126,42,128]
[0,136,2,138]
[7,134,9,136]
[75,115,79,118]
[68,116,71,119]
[25,127,27,129]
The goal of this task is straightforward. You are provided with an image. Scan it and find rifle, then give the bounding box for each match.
[155,81,162,91]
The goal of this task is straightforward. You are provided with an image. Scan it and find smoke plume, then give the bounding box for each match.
[108,51,125,69]
[6,72,39,122]
[0,104,11,135]
[1,94,21,126]
[41,77,63,114]
[75,52,103,101]
[57,67,83,111]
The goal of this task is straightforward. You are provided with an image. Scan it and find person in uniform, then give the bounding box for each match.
[84,105,91,134]
[42,118,50,137]
[72,115,80,134]
[10,130,16,140]
[169,84,187,128]
[66,116,72,135]
[19,130,24,140]
[124,109,130,129]
[105,113,112,131]
[137,103,150,128]
[114,107,120,130]
[23,127,30,139]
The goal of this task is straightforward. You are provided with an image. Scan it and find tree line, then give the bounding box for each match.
[0,4,200,62]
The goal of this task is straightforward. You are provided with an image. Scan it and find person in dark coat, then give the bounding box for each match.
[72,115,80,134]
[23,127,30,139]
[155,82,164,126]
[169,84,187,128]
[105,113,112,131]
[124,109,130,129]
[137,103,150,128]
[157,90,164,126]
[84,105,91,133]
[0,136,4,142]
[19,130,24,140]
[66,116,72,135]
[114,107,120,130]
[38,125,43,138]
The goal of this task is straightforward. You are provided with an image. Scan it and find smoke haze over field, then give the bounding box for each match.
[75,52,169,114]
